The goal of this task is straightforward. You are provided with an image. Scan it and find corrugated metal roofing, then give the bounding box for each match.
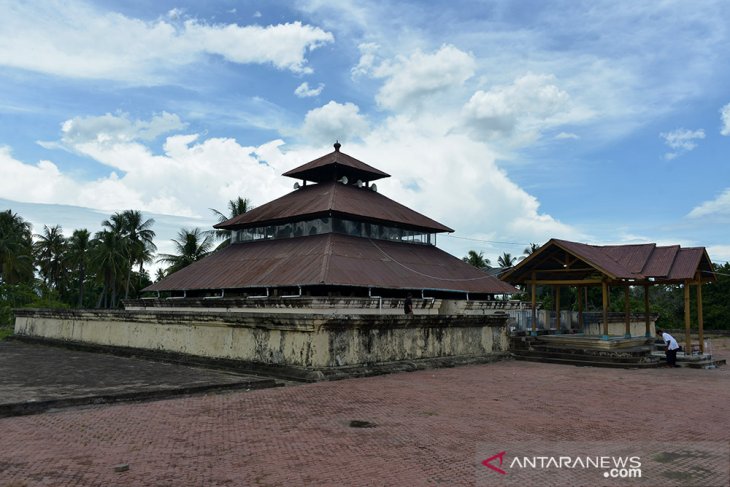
[282,147,390,183]
[502,238,715,284]
[216,181,453,233]
[145,233,517,294]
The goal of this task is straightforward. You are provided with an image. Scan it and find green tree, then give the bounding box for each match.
[497,252,517,268]
[0,210,34,285]
[519,243,541,261]
[66,229,92,307]
[211,197,252,249]
[90,228,128,308]
[33,225,67,290]
[119,210,156,299]
[462,250,490,268]
[157,228,214,275]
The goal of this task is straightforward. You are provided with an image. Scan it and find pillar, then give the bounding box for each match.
[577,285,584,332]
[555,285,561,333]
[697,275,704,354]
[684,280,691,355]
[602,281,609,339]
[624,285,631,338]
[531,275,537,336]
[644,284,651,337]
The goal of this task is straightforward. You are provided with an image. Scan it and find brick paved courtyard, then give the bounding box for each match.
[1,343,729,486]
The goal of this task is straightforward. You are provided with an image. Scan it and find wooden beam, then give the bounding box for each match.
[697,273,704,354]
[555,285,561,331]
[624,286,631,338]
[532,267,596,274]
[644,284,651,337]
[531,273,537,334]
[684,280,691,355]
[602,281,609,338]
[577,285,584,331]
[528,279,605,286]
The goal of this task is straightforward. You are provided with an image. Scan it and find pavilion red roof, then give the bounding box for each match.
[501,238,715,284]
[282,145,390,183]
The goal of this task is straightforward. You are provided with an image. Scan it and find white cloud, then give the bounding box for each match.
[0,1,333,81]
[462,73,581,145]
[372,45,476,110]
[688,188,730,219]
[294,82,324,98]
[660,128,705,160]
[351,42,380,78]
[721,103,730,136]
[555,132,579,140]
[301,101,369,145]
[0,114,292,218]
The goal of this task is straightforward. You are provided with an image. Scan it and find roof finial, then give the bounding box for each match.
[334,140,341,152]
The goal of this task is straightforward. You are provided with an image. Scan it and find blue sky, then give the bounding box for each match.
[1,0,730,266]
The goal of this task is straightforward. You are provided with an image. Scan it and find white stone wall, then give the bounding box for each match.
[14,309,508,369]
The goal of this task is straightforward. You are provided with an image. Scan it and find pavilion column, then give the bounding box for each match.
[602,281,609,339]
[684,280,691,355]
[577,285,584,332]
[624,285,631,338]
[531,273,537,336]
[644,284,651,337]
[555,285,561,333]
[697,272,704,354]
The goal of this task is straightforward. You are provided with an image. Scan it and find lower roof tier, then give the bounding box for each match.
[145,233,517,295]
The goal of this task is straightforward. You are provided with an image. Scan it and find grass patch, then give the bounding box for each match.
[0,325,14,341]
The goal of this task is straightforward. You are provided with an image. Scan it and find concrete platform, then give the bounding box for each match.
[0,340,280,418]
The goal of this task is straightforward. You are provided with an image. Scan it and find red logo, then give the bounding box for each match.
[482,451,507,475]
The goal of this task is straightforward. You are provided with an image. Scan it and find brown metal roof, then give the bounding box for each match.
[145,233,517,294]
[501,238,715,284]
[216,181,453,233]
[282,145,390,183]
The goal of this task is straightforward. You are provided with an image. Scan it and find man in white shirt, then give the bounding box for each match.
[656,329,680,367]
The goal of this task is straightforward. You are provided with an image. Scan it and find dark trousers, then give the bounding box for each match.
[666,348,678,366]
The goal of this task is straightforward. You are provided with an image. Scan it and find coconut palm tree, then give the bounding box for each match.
[462,250,490,268]
[66,229,91,307]
[519,243,541,261]
[157,228,214,275]
[0,210,34,285]
[119,210,156,299]
[497,252,517,268]
[90,228,128,308]
[210,196,252,249]
[33,225,67,290]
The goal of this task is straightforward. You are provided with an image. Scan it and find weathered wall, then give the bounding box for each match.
[14,309,509,370]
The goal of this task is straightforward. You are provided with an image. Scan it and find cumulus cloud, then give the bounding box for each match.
[372,45,476,110]
[294,82,324,98]
[660,128,705,160]
[301,101,369,145]
[1,114,292,218]
[462,73,578,145]
[351,42,380,78]
[721,103,730,136]
[0,1,333,81]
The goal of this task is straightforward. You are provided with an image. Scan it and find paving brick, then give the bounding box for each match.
[1,344,729,486]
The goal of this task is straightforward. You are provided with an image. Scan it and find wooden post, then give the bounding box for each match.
[531,273,537,336]
[555,286,561,332]
[684,280,691,355]
[624,285,631,338]
[644,284,651,337]
[697,274,704,354]
[577,285,584,332]
[602,281,609,339]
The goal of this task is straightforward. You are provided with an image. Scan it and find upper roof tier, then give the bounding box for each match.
[282,142,390,184]
[216,180,453,233]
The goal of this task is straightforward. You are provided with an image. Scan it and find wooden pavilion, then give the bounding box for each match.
[500,238,716,352]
